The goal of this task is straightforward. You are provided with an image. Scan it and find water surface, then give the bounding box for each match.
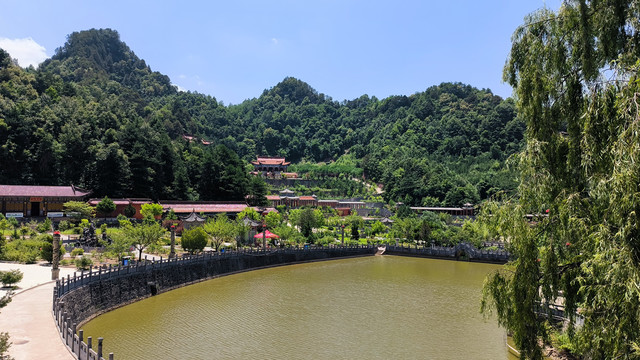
[83,256,512,359]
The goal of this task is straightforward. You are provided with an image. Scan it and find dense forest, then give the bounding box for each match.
[0,28,523,205]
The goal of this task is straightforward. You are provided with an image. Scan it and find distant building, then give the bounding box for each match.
[251,156,292,179]
[0,185,90,218]
[87,198,151,219]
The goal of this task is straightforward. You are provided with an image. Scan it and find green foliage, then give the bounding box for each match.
[123,204,136,218]
[38,234,64,263]
[57,220,72,231]
[35,218,52,233]
[180,227,208,254]
[105,231,132,261]
[140,203,163,218]
[237,207,260,221]
[481,2,640,359]
[96,196,116,217]
[63,201,95,220]
[74,256,93,270]
[264,211,282,229]
[70,248,84,257]
[122,222,166,261]
[0,269,23,287]
[3,239,44,263]
[203,214,237,251]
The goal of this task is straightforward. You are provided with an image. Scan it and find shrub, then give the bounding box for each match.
[0,269,23,287]
[58,220,71,231]
[75,256,93,270]
[181,227,208,254]
[70,248,84,257]
[38,234,64,263]
[3,239,45,263]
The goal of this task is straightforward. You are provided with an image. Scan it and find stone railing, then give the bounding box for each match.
[383,242,510,264]
[53,245,379,359]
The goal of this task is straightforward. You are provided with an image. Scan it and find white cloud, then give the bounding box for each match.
[271,38,279,45]
[0,37,48,68]
[173,83,187,92]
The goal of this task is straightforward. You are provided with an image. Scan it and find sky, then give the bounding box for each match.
[0,0,561,105]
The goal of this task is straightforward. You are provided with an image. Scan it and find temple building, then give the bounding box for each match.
[0,185,90,218]
[251,156,291,178]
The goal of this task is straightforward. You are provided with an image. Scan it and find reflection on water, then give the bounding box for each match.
[82,256,512,359]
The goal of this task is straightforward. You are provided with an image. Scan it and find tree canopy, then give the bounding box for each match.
[0,28,521,205]
[481,2,640,359]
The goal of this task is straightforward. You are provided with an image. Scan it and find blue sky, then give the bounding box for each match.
[0,0,561,105]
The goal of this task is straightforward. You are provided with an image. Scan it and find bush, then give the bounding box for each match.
[181,227,208,254]
[0,269,23,287]
[36,218,52,233]
[57,220,72,231]
[75,256,93,270]
[70,248,84,257]
[3,239,45,263]
[72,227,82,235]
[38,234,64,263]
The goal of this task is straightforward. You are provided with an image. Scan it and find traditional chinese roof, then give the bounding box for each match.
[0,185,90,198]
[162,203,249,214]
[380,217,394,224]
[266,195,281,200]
[88,198,133,206]
[252,157,290,166]
[299,196,317,201]
[279,188,295,194]
[242,217,261,227]
[181,212,206,223]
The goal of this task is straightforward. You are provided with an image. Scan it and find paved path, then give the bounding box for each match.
[0,262,76,360]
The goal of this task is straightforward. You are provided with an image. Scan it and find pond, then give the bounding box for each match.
[82,256,515,359]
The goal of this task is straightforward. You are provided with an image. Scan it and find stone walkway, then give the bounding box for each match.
[0,262,76,360]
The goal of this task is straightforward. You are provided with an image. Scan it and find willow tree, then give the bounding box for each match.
[481,1,640,359]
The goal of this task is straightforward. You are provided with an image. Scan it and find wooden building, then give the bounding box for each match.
[0,185,90,218]
[87,198,151,219]
[252,156,291,178]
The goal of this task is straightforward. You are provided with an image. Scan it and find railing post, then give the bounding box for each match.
[87,336,92,359]
[78,330,84,357]
[109,353,114,360]
[98,337,103,358]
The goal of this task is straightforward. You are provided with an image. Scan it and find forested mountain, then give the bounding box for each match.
[0,28,522,205]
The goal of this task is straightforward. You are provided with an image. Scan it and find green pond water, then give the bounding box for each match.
[82,256,516,359]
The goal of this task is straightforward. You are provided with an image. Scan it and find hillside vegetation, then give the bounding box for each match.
[0,28,522,205]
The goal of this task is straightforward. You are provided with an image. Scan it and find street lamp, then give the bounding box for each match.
[341,224,345,246]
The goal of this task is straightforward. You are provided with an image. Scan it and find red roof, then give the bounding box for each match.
[252,157,290,166]
[88,198,132,205]
[0,185,90,198]
[299,196,316,201]
[266,195,281,200]
[162,203,248,213]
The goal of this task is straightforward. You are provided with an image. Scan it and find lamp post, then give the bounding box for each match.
[262,220,267,250]
[169,225,176,259]
[341,224,345,246]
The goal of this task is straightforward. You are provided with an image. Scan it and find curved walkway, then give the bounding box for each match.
[0,262,75,360]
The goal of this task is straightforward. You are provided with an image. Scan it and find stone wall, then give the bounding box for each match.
[53,246,378,359]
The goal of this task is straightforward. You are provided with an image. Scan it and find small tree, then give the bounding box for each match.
[181,227,208,254]
[0,269,23,288]
[124,222,166,261]
[265,211,282,229]
[63,201,95,221]
[39,234,64,263]
[140,203,163,220]
[123,204,136,218]
[203,214,236,251]
[104,231,133,261]
[96,196,116,219]
[75,256,93,270]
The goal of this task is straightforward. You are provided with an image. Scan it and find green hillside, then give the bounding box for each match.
[0,28,522,205]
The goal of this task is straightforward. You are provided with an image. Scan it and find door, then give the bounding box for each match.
[30,202,40,217]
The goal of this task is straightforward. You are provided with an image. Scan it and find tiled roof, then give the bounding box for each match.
[266,195,281,200]
[88,198,133,205]
[162,203,248,213]
[252,157,290,166]
[299,196,316,201]
[0,185,90,198]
